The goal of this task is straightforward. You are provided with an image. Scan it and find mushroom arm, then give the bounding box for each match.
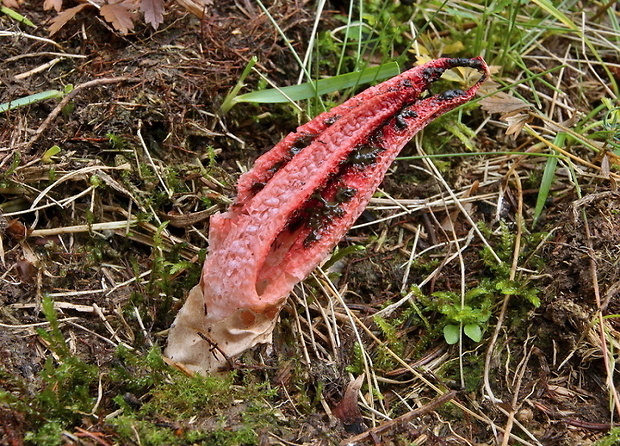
[165,57,490,374]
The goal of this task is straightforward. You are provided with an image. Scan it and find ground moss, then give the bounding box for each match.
[593,427,620,446]
[106,345,279,445]
[108,368,279,446]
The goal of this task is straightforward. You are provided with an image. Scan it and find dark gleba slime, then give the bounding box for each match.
[166,57,490,374]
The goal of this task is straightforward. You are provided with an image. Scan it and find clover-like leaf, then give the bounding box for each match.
[444,324,460,345]
[464,324,483,342]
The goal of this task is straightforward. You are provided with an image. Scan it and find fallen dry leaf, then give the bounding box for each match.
[479,84,532,138]
[332,375,365,434]
[43,0,62,12]
[479,90,532,118]
[2,0,21,9]
[175,0,213,18]
[140,0,165,29]
[100,3,136,34]
[48,3,89,35]
[504,113,531,137]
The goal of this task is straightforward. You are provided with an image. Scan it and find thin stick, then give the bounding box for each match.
[26,77,139,149]
[0,317,79,330]
[137,120,172,198]
[582,207,620,418]
[14,58,62,80]
[483,169,524,406]
[28,220,138,237]
[340,391,458,445]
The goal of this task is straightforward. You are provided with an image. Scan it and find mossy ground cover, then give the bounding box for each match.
[2,1,620,445]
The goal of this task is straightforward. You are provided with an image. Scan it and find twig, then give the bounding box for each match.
[502,335,536,446]
[28,220,138,237]
[5,51,87,62]
[580,203,620,418]
[0,317,79,330]
[64,320,131,349]
[133,306,153,348]
[196,331,235,371]
[26,77,139,149]
[339,391,458,445]
[0,30,62,49]
[92,302,126,346]
[11,300,104,312]
[483,168,524,406]
[14,58,62,80]
[499,154,526,444]
[137,120,172,198]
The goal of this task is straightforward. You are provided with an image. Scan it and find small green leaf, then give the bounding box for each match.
[464,324,483,342]
[89,174,103,188]
[524,288,541,307]
[42,145,61,164]
[168,261,194,275]
[443,324,460,345]
[323,244,366,270]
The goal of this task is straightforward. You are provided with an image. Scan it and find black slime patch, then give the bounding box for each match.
[335,186,357,203]
[324,115,341,126]
[303,199,346,247]
[289,133,318,156]
[421,66,447,83]
[395,109,419,129]
[437,89,466,101]
[344,144,385,168]
[447,57,484,70]
[267,160,286,174]
[250,181,266,194]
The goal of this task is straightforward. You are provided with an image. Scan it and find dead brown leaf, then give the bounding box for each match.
[479,85,533,138]
[140,0,165,29]
[504,113,531,137]
[332,375,365,434]
[175,0,213,18]
[480,91,532,119]
[100,3,136,34]
[43,0,62,12]
[48,3,89,35]
[1,0,22,9]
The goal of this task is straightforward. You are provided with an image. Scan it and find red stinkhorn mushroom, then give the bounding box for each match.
[166,57,490,374]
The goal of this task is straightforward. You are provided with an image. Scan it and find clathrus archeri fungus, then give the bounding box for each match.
[166,57,490,374]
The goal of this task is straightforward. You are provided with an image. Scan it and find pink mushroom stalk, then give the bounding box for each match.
[166,57,490,374]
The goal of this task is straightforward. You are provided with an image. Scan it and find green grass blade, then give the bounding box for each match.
[231,62,400,106]
[530,0,578,31]
[220,56,258,114]
[0,5,36,27]
[533,132,566,226]
[0,90,64,113]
